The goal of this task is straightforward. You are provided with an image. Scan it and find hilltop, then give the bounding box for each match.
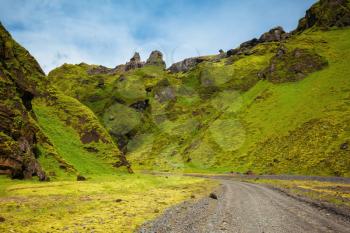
[49,0,350,176]
[0,23,131,181]
[1,1,350,232]
[1,0,350,181]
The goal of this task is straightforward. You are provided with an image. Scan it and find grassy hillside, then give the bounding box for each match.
[0,22,130,181]
[45,0,350,177]
[33,92,131,178]
[49,27,350,177]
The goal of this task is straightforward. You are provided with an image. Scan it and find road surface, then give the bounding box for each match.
[138,180,350,233]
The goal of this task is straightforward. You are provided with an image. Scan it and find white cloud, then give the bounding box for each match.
[0,0,316,73]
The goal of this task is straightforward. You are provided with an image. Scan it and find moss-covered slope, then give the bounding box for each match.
[0,22,49,180]
[49,0,350,177]
[0,23,130,180]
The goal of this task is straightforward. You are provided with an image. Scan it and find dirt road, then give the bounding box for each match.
[138,180,350,233]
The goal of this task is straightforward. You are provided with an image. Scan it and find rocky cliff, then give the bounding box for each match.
[0,23,48,180]
[20,0,350,176]
[0,23,131,180]
[296,0,350,31]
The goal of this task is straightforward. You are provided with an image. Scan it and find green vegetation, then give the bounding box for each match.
[249,178,350,208]
[32,93,129,178]
[1,1,350,232]
[48,28,350,177]
[0,175,216,232]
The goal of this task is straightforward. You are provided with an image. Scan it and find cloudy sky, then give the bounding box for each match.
[0,0,316,73]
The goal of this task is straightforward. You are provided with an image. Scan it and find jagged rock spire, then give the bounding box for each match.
[130,52,141,62]
[125,52,144,71]
[146,50,166,69]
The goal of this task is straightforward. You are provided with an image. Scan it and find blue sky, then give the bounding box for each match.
[0,0,316,73]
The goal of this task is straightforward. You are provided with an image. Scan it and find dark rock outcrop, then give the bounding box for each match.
[129,99,149,111]
[226,26,290,57]
[168,57,207,73]
[153,79,176,102]
[226,0,350,60]
[259,47,328,83]
[259,26,287,42]
[209,193,218,200]
[0,23,47,180]
[296,0,350,32]
[145,50,166,69]
[340,142,348,150]
[212,49,227,62]
[77,175,86,181]
[125,52,145,71]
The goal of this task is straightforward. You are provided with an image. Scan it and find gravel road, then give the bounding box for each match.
[137,180,350,233]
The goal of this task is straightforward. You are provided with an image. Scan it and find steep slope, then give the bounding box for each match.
[0,23,48,180]
[49,0,350,176]
[296,0,350,31]
[0,23,130,180]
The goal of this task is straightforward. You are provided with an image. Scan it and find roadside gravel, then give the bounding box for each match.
[137,180,350,233]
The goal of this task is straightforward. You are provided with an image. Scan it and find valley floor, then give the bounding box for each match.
[0,174,216,232]
[1,173,350,233]
[139,178,350,233]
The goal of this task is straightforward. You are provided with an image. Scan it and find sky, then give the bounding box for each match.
[0,0,316,73]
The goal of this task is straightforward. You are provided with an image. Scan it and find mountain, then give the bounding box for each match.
[48,0,350,177]
[0,23,131,181]
[1,0,350,180]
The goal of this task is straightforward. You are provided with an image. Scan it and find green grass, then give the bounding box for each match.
[102,103,142,136]
[32,95,127,178]
[0,174,217,233]
[249,178,350,208]
[167,28,350,176]
[231,28,350,176]
[48,28,350,177]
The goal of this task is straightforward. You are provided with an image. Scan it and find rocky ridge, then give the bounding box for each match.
[0,22,132,180]
[3,0,350,179]
[0,23,48,180]
[296,0,350,32]
[87,50,166,75]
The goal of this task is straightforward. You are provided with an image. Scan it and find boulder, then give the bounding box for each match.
[211,49,227,62]
[129,100,149,111]
[168,57,207,73]
[241,38,260,48]
[340,142,348,150]
[77,175,86,181]
[209,193,218,200]
[259,26,286,42]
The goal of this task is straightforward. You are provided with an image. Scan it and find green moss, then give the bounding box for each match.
[250,179,350,208]
[47,26,350,177]
[32,95,127,176]
[262,47,328,83]
[0,174,217,232]
[103,103,142,136]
